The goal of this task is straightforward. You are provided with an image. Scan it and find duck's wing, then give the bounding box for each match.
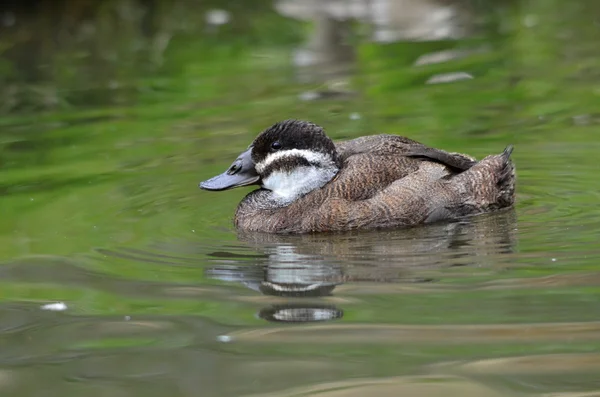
[404,147,477,172]
[335,134,477,172]
[297,146,515,232]
[335,134,420,160]
[327,153,426,201]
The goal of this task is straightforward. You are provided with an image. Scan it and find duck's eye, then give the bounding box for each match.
[271,141,282,150]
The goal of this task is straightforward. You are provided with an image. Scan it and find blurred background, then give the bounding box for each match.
[1,0,600,396]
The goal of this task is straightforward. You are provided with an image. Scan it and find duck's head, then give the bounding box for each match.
[200,120,340,204]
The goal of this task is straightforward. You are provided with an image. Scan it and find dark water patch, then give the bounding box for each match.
[95,248,197,267]
[206,251,267,260]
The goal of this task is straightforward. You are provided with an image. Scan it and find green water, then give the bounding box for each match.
[1,1,600,396]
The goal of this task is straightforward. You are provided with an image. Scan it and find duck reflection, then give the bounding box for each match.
[205,210,517,323]
[206,244,343,297]
[258,304,344,323]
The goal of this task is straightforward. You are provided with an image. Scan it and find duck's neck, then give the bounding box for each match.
[261,165,338,206]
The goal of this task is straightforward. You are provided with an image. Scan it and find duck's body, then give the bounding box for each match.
[200,120,515,234]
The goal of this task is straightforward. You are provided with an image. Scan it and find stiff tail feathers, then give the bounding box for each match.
[497,144,516,206]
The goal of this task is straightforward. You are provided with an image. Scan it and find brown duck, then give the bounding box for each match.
[200,120,516,234]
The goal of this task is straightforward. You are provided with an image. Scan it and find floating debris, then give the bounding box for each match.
[40,302,67,311]
[414,47,489,67]
[415,50,464,66]
[572,114,591,126]
[298,91,321,101]
[523,14,539,28]
[426,72,473,85]
[205,9,230,26]
[298,90,355,102]
[216,335,233,343]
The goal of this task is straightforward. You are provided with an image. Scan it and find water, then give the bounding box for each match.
[1,1,600,396]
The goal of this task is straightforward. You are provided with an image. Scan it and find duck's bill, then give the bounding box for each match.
[200,171,260,191]
[199,148,260,191]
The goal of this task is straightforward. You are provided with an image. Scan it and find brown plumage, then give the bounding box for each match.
[200,120,516,234]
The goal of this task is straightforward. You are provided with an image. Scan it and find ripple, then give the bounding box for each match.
[225,322,600,344]
[0,255,201,299]
[335,272,600,295]
[74,210,523,304]
[478,272,600,290]
[242,375,504,397]
[0,303,226,366]
[94,247,199,267]
[0,302,62,334]
[435,353,600,375]
[431,353,600,394]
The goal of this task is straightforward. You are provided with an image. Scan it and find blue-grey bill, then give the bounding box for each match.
[199,172,259,191]
[199,147,259,191]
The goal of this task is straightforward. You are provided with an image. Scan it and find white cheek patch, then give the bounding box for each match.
[261,166,337,204]
[255,149,334,173]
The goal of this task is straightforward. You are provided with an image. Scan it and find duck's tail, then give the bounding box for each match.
[449,144,516,212]
[502,144,514,159]
[496,145,516,207]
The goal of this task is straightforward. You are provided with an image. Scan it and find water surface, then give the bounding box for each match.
[1,1,600,396]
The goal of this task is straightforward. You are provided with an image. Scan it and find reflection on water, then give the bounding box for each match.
[276,0,472,42]
[258,305,344,323]
[2,0,600,396]
[238,210,517,271]
[206,212,515,324]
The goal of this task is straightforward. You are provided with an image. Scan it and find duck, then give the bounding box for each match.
[199,119,515,234]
